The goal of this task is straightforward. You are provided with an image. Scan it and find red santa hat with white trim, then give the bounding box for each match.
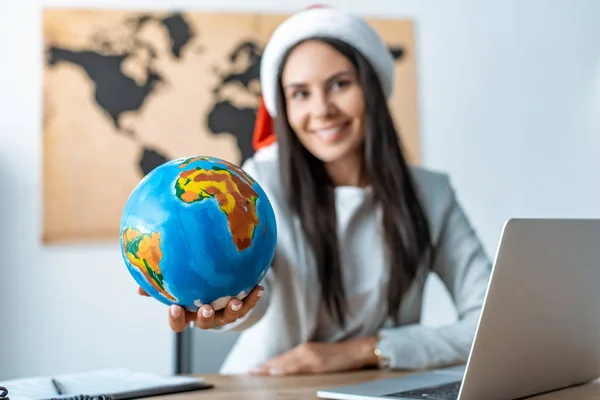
[252,5,395,151]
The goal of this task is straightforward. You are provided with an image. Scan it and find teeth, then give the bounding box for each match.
[316,126,342,138]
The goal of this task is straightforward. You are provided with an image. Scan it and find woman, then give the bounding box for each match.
[141,6,492,376]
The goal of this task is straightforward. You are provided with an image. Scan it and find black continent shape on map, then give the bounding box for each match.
[45,13,195,177]
[46,13,193,133]
[206,41,406,164]
[206,40,262,163]
[389,46,404,60]
[208,101,257,162]
[220,41,262,89]
[159,13,194,58]
[139,147,169,176]
[46,47,163,134]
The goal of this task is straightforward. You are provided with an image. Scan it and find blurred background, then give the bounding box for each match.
[0,0,598,380]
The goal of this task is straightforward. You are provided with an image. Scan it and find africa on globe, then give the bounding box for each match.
[120,155,277,311]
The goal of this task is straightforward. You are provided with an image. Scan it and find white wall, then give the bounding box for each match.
[1,0,598,380]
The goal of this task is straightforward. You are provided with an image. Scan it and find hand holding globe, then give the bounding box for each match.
[137,285,265,331]
[120,156,277,331]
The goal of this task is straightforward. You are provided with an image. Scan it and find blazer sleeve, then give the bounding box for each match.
[377,177,492,370]
[206,156,275,332]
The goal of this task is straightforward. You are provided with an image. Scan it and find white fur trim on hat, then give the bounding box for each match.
[260,7,394,117]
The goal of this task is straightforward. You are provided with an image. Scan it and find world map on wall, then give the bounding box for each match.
[45,12,405,176]
[42,9,418,243]
[46,13,256,175]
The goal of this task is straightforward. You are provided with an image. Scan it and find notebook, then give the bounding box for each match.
[0,368,213,400]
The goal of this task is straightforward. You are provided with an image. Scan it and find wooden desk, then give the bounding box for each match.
[166,370,600,399]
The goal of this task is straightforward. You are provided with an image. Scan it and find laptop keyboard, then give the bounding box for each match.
[384,380,462,399]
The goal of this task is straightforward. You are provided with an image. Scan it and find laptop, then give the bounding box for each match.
[317,218,600,400]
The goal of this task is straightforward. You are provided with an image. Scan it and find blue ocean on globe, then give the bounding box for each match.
[119,155,277,311]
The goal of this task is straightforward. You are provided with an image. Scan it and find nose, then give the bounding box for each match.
[310,91,333,119]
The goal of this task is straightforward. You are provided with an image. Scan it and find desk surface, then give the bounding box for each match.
[167,370,600,400]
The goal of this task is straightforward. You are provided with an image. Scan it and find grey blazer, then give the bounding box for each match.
[213,144,492,374]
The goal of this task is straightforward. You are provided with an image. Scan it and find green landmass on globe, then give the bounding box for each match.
[174,157,260,251]
[121,227,177,301]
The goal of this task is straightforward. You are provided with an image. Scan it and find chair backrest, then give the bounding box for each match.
[175,328,240,374]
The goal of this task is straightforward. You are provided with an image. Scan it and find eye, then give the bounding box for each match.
[291,90,309,100]
[331,80,351,91]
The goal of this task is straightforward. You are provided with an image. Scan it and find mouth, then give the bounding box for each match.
[311,121,351,143]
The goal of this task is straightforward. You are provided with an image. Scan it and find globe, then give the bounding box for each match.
[119,155,277,311]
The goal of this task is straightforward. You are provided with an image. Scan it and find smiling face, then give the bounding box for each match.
[280,40,366,170]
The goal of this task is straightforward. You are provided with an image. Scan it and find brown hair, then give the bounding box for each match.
[274,37,433,327]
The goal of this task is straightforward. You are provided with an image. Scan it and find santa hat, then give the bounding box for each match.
[252,96,277,151]
[252,5,395,151]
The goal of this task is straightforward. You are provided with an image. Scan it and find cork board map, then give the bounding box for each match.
[42,9,420,244]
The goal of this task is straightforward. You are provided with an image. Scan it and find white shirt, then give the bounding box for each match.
[311,186,389,342]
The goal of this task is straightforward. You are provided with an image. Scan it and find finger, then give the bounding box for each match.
[193,305,216,329]
[239,285,265,317]
[212,309,230,327]
[137,287,150,297]
[261,363,288,376]
[248,365,269,376]
[168,305,188,332]
[220,298,244,323]
[276,359,308,376]
[249,359,277,376]
[250,353,291,376]
[280,365,302,376]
